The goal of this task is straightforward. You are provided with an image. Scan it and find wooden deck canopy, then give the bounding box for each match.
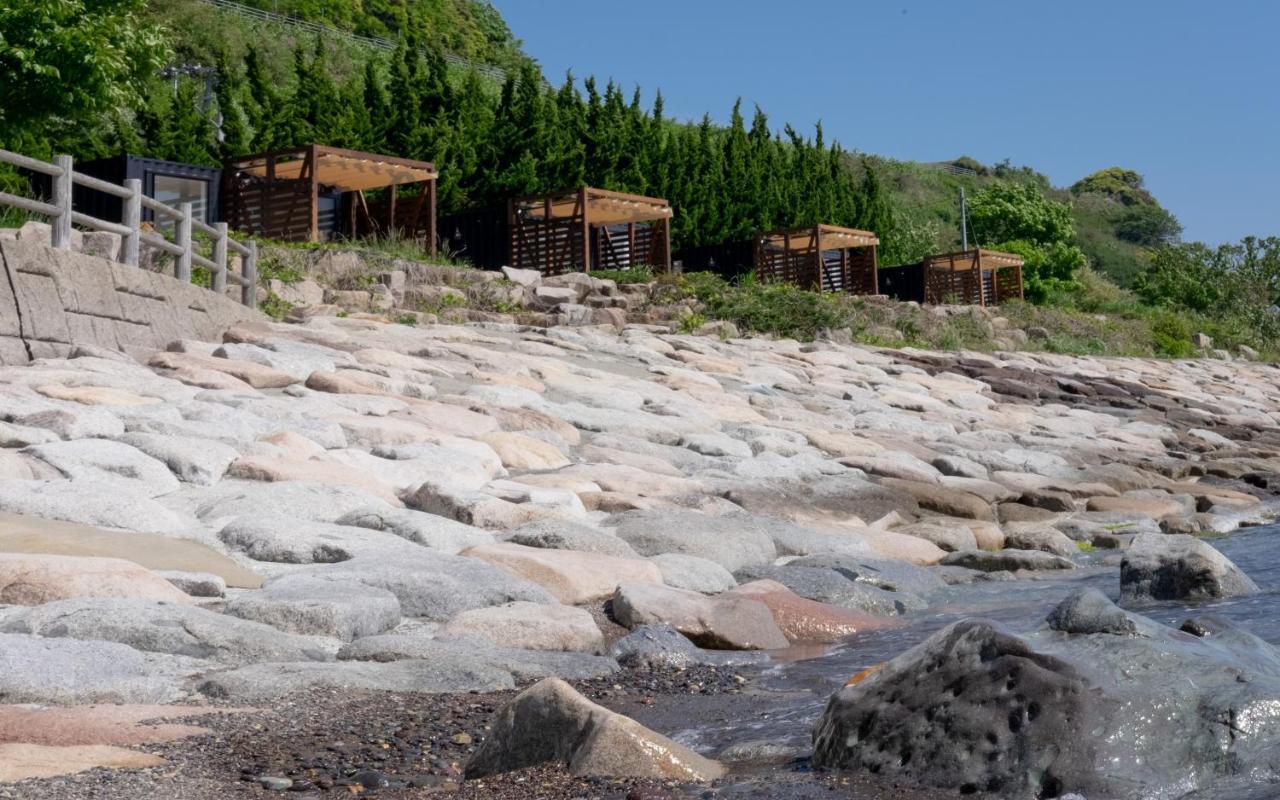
[923,248,1024,306]
[755,224,879,294]
[508,187,672,276]
[223,145,438,254]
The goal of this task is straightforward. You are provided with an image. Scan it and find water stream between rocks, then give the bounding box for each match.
[644,523,1280,798]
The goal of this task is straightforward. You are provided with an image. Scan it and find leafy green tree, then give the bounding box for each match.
[1113,204,1182,247]
[1071,167,1155,205]
[968,181,1087,299]
[0,0,168,149]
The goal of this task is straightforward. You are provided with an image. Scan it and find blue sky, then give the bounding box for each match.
[493,0,1278,245]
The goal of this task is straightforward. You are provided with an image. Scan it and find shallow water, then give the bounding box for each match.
[667,523,1280,790]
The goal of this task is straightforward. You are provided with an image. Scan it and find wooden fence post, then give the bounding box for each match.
[51,155,73,250]
[242,240,258,309]
[213,222,228,294]
[122,178,141,267]
[176,202,192,282]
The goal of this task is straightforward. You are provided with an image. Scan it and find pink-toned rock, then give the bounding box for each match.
[1086,494,1185,520]
[465,678,724,781]
[0,553,192,605]
[148,351,296,389]
[0,451,61,481]
[727,579,900,643]
[480,432,571,471]
[395,401,499,438]
[163,365,254,391]
[0,704,236,747]
[0,743,165,781]
[227,454,402,506]
[861,529,947,565]
[611,582,789,651]
[407,483,558,529]
[443,602,603,653]
[34,385,162,406]
[304,370,394,396]
[461,543,662,604]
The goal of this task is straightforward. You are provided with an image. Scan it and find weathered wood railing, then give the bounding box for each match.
[0,148,258,309]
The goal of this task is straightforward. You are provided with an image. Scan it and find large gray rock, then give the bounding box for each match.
[609,624,768,670]
[1000,523,1078,557]
[217,514,423,564]
[187,480,394,525]
[611,583,789,651]
[21,439,180,497]
[503,519,639,558]
[0,632,193,703]
[940,548,1077,572]
[225,576,401,641]
[465,678,724,781]
[0,480,188,533]
[0,598,338,664]
[608,510,776,572]
[648,553,737,594]
[788,554,947,596]
[338,632,619,681]
[1120,532,1259,603]
[198,658,514,702]
[734,564,925,616]
[274,552,556,620]
[336,507,494,554]
[116,432,239,486]
[812,592,1280,798]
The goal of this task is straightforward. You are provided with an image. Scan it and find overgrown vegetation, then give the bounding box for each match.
[2,0,1277,358]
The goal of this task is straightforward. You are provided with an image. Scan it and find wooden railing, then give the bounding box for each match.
[0,149,258,309]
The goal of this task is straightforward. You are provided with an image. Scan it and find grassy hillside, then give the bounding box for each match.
[869,156,1161,287]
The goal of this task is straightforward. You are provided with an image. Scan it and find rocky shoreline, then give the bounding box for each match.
[2,313,1279,797]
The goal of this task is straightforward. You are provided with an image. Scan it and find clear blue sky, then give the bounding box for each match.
[493,0,1277,245]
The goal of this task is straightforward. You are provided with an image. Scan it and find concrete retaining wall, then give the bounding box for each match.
[0,237,263,365]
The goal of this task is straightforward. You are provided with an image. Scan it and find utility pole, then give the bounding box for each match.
[960,188,969,252]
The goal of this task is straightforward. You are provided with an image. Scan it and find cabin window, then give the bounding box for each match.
[151,174,209,230]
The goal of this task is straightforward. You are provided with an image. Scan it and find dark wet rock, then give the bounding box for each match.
[464,677,724,781]
[1017,488,1076,512]
[813,596,1280,799]
[609,624,768,670]
[1120,532,1259,603]
[933,566,1017,584]
[1046,588,1143,635]
[939,548,1077,572]
[787,554,946,596]
[734,564,925,616]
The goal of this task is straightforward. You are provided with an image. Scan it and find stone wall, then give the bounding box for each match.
[0,237,263,365]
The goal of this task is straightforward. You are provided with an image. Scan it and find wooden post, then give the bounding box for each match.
[812,226,822,291]
[871,244,879,295]
[242,240,258,308]
[176,202,193,282]
[579,188,591,273]
[347,191,357,240]
[388,182,397,240]
[307,146,319,243]
[507,198,517,269]
[122,178,141,267]
[51,155,73,250]
[662,215,672,274]
[212,222,228,294]
[427,178,437,257]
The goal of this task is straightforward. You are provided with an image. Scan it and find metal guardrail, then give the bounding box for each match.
[0,148,258,309]
[198,0,508,84]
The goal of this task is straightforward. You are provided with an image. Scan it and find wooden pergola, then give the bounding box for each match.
[755,224,879,294]
[508,187,672,276]
[923,248,1024,306]
[222,145,439,254]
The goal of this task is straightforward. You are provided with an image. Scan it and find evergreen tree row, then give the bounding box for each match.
[81,39,896,255]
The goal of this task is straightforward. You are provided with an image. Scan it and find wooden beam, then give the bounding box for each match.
[307,145,319,243]
[579,187,590,273]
